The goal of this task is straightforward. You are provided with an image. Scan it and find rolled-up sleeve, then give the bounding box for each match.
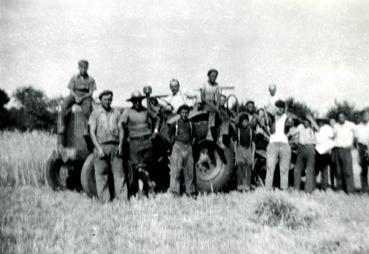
[67,76,75,90]
[89,78,97,93]
[88,110,97,133]
[119,109,129,125]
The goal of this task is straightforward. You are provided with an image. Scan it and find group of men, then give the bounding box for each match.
[60,60,369,202]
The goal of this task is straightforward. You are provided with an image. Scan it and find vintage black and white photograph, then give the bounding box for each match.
[1,0,369,253]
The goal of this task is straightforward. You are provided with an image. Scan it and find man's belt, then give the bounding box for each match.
[129,135,151,141]
[101,141,119,145]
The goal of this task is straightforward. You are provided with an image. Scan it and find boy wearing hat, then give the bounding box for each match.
[120,91,158,195]
[89,90,126,202]
[60,60,96,134]
[233,113,255,191]
[168,104,196,196]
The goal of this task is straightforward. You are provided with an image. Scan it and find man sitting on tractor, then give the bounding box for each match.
[60,60,96,142]
[120,91,159,196]
[201,69,221,142]
[161,79,194,113]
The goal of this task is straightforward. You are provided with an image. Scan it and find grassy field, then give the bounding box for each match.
[1,131,369,254]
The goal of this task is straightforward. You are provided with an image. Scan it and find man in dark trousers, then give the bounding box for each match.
[168,104,196,196]
[355,110,369,192]
[61,60,96,135]
[89,90,126,202]
[120,91,158,195]
[333,112,356,193]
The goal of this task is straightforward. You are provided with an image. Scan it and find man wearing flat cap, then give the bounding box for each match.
[89,90,127,202]
[120,91,159,196]
[168,104,196,196]
[60,60,96,137]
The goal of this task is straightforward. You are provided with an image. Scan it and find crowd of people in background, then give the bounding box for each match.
[60,60,369,202]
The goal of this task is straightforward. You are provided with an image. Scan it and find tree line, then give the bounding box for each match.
[0,86,363,132]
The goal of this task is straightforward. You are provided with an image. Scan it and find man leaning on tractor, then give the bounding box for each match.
[89,90,127,202]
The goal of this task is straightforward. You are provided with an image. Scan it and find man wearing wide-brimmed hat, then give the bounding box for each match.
[120,91,159,195]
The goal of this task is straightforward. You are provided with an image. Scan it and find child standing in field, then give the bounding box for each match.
[234,114,255,192]
[168,104,196,196]
[60,60,96,134]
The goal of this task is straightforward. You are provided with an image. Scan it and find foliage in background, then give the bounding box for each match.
[0,86,61,131]
[327,100,361,123]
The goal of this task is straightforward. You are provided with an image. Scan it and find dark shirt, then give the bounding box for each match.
[234,126,255,148]
[168,119,193,144]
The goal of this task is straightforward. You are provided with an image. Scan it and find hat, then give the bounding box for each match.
[127,91,145,102]
[98,90,113,100]
[275,100,286,109]
[238,113,249,125]
[177,104,191,114]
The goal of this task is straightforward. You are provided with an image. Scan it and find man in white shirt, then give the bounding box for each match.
[333,112,356,193]
[265,100,293,191]
[160,79,193,113]
[355,110,369,192]
[265,84,282,114]
[314,117,335,191]
[290,115,318,193]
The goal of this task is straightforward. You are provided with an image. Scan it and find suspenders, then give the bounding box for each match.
[175,120,193,138]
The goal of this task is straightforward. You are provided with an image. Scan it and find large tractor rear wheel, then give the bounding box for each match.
[81,153,97,197]
[194,142,234,193]
[46,151,69,190]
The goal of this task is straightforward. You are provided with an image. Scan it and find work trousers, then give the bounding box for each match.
[235,145,253,191]
[169,141,195,195]
[265,142,291,191]
[61,94,92,129]
[315,152,330,191]
[294,144,315,193]
[334,147,355,193]
[358,143,369,192]
[94,144,127,202]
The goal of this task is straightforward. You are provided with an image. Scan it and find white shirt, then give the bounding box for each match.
[296,124,316,145]
[355,122,369,145]
[267,93,282,106]
[333,121,356,148]
[269,114,288,143]
[161,90,192,113]
[315,124,334,154]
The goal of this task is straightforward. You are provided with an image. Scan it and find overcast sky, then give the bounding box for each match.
[1,0,369,111]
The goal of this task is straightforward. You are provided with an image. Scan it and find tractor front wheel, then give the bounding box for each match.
[80,153,97,197]
[46,151,69,190]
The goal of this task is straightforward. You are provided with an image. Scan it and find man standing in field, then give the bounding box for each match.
[89,90,126,202]
[314,117,335,191]
[333,112,356,193]
[354,110,369,192]
[201,69,221,141]
[265,100,293,191]
[168,104,196,196]
[120,91,158,195]
[290,115,318,193]
[60,60,96,136]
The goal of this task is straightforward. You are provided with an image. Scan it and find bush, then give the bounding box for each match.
[253,194,318,229]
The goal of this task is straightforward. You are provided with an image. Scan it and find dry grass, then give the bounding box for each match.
[1,131,369,254]
[0,131,56,187]
[1,187,369,254]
